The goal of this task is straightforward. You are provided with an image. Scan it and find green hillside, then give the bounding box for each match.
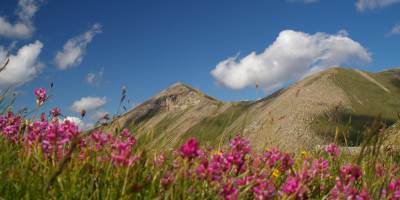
[179,102,252,146]
[311,68,400,146]
[102,67,400,151]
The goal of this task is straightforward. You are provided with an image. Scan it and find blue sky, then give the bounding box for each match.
[0,0,399,128]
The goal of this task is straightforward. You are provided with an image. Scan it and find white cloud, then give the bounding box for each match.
[63,116,93,130]
[0,41,43,89]
[355,0,400,11]
[91,110,109,121]
[54,23,102,70]
[0,0,41,39]
[86,67,104,86]
[70,96,107,113]
[211,30,371,91]
[388,24,400,36]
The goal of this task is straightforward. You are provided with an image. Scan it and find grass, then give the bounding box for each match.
[5,68,400,199]
[333,68,400,118]
[311,68,400,146]
[3,85,400,199]
[1,114,400,199]
[180,102,252,147]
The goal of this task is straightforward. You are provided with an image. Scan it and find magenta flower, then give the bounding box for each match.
[263,149,294,172]
[236,174,256,186]
[325,143,340,159]
[279,153,294,172]
[161,171,174,188]
[385,178,400,199]
[195,159,208,179]
[263,149,282,168]
[225,135,252,173]
[207,154,230,181]
[339,164,363,185]
[106,129,137,167]
[50,107,61,118]
[154,154,165,166]
[0,112,22,143]
[121,128,131,137]
[229,135,251,154]
[356,189,371,200]
[180,138,200,159]
[253,180,275,199]
[26,121,48,145]
[111,139,136,166]
[221,182,239,200]
[329,177,370,200]
[34,88,47,106]
[375,163,384,177]
[310,158,330,178]
[90,131,111,151]
[282,176,300,195]
[40,112,47,121]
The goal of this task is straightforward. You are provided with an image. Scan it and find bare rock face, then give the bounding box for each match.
[154,83,206,111]
[113,83,217,127]
[236,69,352,152]
[103,67,400,152]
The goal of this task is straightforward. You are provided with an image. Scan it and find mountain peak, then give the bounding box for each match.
[103,67,400,152]
[167,82,193,91]
[157,82,215,100]
[144,82,218,112]
[170,81,188,87]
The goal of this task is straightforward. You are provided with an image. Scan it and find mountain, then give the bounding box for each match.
[101,68,400,152]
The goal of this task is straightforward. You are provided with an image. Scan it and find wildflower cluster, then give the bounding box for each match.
[0,108,137,166]
[80,128,137,166]
[34,88,47,106]
[0,88,399,199]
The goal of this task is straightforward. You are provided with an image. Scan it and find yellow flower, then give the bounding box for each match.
[211,150,222,156]
[301,151,309,158]
[272,169,280,178]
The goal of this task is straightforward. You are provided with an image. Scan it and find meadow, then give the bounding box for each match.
[0,88,400,200]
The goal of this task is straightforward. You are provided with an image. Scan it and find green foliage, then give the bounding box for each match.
[180,102,252,146]
[312,68,400,146]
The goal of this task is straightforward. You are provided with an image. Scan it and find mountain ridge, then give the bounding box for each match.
[102,67,400,152]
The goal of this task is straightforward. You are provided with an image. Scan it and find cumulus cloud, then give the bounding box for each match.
[0,41,43,89]
[388,24,400,36]
[355,0,400,11]
[211,30,371,91]
[86,67,104,86]
[63,116,93,130]
[91,110,109,121]
[0,0,41,39]
[54,23,102,70]
[70,96,107,113]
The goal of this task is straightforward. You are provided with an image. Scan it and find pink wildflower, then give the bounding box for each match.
[161,171,174,188]
[340,164,362,183]
[325,143,340,159]
[34,88,47,106]
[282,176,300,195]
[253,180,275,199]
[50,107,61,118]
[385,178,400,199]
[310,158,330,179]
[221,182,239,200]
[180,138,200,159]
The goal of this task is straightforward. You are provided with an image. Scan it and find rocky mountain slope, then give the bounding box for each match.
[102,67,400,152]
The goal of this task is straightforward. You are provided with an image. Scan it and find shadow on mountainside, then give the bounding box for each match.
[311,108,396,146]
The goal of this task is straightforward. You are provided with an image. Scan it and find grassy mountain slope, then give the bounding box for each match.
[102,68,400,152]
[311,68,400,146]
